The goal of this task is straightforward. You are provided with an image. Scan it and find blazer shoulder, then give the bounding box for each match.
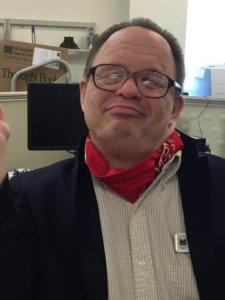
[201,152,225,198]
[10,157,77,189]
[201,152,225,171]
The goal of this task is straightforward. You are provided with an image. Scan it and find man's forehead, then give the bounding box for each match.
[95,26,172,60]
[107,26,168,46]
[93,26,175,75]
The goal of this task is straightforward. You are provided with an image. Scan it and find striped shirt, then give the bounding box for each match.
[92,152,200,300]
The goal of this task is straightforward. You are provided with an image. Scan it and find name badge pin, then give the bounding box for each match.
[174,232,189,253]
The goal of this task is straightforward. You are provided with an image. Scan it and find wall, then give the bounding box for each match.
[177,98,225,158]
[129,0,188,51]
[1,0,188,50]
[0,0,130,37]
[0,0,130,58]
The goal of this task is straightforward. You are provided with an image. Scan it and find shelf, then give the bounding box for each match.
[68,49,90,56]
[0,18,95,40]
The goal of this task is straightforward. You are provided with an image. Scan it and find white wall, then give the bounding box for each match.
[0,0,130,52]
[0,0,130,35]
[129,0,188,51]
[1,0,188,49]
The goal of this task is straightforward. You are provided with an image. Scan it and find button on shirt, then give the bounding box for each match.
[92,152,200,300]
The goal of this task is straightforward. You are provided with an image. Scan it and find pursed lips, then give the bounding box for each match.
[105,104,146,117]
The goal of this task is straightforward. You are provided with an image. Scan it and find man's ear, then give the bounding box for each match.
[172,94,185,121]
[79,80,87,112]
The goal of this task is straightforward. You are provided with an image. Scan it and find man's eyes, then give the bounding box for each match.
[106,71,123,80]
[141,77,162,88]
[140,74,166,88]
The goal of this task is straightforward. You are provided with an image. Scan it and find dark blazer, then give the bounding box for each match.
[0,131,225,300]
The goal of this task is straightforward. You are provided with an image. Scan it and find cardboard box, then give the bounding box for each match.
[0,40,69,91]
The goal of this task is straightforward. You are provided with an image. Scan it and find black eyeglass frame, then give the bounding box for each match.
[87,64,182,98]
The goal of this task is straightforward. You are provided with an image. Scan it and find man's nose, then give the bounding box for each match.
[115,77,141,99]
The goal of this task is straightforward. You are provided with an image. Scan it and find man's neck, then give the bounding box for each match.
[91,140,158,169]
[89,129,175,170]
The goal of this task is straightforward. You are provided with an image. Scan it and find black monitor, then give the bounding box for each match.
[27,83,87,150]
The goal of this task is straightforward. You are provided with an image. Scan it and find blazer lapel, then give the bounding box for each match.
[74,140,108,300]
[178,132,221,299]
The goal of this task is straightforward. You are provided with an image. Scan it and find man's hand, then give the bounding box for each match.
[0,105,10,183]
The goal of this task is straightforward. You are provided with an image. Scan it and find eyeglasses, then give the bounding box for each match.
[87,64,182,98]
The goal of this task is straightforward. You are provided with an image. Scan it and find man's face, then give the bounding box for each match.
[80,26,184,161]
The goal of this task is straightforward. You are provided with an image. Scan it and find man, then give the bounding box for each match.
[0,17,225,300]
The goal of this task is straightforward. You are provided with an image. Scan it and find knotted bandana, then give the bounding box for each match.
[85,131,183,203]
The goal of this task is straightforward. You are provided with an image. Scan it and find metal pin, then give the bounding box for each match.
[174,232,189,253]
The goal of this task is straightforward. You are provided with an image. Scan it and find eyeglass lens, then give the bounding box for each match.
[92,64,179,98]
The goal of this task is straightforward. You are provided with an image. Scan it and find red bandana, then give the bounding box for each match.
[85,131,183,203]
